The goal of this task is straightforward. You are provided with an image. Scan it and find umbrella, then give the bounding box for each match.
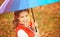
[0,0,60,13]
[5,0,40,12]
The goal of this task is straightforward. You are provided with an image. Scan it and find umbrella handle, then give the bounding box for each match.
[31,8,35,22]
[31,8,37,32]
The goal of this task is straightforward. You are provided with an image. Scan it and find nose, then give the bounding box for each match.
[23,16,28,21]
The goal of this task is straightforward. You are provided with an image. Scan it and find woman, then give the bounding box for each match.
[13,9,36,37]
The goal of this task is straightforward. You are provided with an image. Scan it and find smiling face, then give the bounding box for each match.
[18,11,30,26]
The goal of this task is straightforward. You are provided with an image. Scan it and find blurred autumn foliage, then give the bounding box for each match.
[0,1,60,37]
[33,2,60,37]
[0,12,15,37]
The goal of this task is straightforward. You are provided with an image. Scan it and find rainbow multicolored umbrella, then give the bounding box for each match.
[0,0,60,14]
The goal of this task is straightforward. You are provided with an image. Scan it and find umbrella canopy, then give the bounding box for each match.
[0,0,10,13]
[0,0,60,13]
[38,0,60,6]
[5,0,40,12]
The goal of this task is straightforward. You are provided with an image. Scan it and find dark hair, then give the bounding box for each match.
[13,9,29,28]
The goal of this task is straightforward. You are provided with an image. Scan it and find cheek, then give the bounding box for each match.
[25,17,30,23]
[28,16,30,21]
[18,18,24,22]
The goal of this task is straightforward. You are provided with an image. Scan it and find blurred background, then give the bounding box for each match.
[0,0,60,37]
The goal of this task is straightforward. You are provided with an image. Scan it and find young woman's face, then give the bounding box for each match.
[18,11,30,26]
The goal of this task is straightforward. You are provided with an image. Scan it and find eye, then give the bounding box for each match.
[21,16,24,18]
[26,15,28,17]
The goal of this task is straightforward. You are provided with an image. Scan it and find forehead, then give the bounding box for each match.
[19,11,28,16]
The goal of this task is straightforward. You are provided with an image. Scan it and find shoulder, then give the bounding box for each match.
[15,25,23,32]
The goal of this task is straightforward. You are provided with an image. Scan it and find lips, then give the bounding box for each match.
[23,19,30,23]
[23,20,28,23]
